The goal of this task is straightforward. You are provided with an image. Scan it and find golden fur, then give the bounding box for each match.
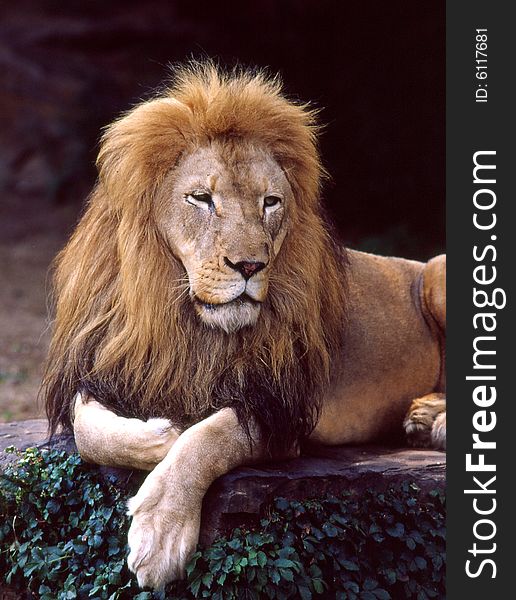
[43,63,347,453]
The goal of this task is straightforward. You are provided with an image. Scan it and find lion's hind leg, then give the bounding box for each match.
[73,393,180,471]
[403,393,446,450]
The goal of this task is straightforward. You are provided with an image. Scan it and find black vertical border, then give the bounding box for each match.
[447,1,515,597]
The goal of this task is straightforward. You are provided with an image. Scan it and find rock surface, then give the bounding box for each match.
[0,419,49,466]
[200,444,445,545]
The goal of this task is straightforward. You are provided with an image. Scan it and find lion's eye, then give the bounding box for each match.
[264,195,282,208]
[187,192,213,209]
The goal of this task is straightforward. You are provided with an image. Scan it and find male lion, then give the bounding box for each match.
[43,63,446,589]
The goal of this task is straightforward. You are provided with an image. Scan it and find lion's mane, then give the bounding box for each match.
[43,62,348,454]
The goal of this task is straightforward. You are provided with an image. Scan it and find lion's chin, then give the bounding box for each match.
[194,298,261,333]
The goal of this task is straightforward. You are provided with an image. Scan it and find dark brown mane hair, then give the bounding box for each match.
[42,61,348,454]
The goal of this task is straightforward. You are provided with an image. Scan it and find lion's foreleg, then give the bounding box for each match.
[403,392,446,450]
[72,393,180,471]
[126,407,275,589]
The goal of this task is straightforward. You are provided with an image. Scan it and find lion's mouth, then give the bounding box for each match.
[194,293,260,311]
[192,292,262,332]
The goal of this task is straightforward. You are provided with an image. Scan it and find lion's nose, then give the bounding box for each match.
[224,258,267,280]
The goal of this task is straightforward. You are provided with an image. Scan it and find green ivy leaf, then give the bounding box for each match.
[279,568,294,582]
[298,584,313,600]
[340,559,360,571]
[383,569,396,585]
[363,578,377,591]
[228,537,243,551]
[385,523,405,538]
[322,523,339,537]
[257,550,267,568]
[275,498,289,511]
[189,572,203,596]
[274,558,296,569]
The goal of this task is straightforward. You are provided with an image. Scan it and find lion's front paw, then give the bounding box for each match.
[403,393,446,451]
[403,409,433,447]
[430,411,446,450]
[127,474,201,589]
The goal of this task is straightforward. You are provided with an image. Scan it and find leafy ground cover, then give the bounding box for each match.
[0,447,445,599]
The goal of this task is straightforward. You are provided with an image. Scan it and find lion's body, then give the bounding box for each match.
[43,62,446,588]
[312,249,445,445]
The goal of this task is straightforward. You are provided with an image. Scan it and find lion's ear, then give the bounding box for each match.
[96,98,189,214]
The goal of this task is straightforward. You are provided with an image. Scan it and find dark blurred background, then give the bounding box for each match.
[0,0,444,419]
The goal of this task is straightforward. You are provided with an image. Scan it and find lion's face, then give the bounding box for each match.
[157,141,292,332]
